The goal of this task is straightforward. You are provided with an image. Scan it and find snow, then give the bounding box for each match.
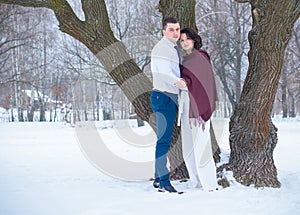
[0,118,299,215]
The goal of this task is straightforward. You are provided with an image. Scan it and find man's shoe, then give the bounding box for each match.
[153,181,159,188]
[158,185,183,194]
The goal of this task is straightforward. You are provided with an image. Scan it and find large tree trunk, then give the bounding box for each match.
[157,0,197,30]
[230,0,300,187]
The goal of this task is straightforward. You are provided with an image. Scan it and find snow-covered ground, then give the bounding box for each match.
[0,118,299,215]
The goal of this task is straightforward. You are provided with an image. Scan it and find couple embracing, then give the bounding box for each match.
[150,17,218,193]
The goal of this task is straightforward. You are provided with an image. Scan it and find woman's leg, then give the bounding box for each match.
[180,91,200,187]
[192,121,218,191]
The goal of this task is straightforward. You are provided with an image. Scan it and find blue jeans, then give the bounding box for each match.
[150,90,178,186]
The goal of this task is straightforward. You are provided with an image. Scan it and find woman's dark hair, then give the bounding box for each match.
[180,28,202,50]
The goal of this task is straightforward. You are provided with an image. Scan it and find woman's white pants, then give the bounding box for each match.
[178,90,218,191]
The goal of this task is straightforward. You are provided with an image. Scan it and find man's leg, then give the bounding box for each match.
[154,94,177,186]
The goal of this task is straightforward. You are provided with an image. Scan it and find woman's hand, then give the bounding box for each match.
[175,79,187,88]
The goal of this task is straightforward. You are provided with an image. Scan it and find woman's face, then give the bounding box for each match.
[180,33,194,52]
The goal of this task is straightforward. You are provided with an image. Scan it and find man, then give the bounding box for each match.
[150,17,182,193]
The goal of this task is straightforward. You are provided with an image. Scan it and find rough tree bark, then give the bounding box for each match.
[157,0,197,30]
[229,0,300,187]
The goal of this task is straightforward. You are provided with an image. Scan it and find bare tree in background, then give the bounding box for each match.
[197,0,251,114]
[278,21,300,118]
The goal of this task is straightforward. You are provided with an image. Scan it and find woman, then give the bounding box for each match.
[175,28,218,191]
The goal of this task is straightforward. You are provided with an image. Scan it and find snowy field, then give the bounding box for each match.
[0,118,300,215]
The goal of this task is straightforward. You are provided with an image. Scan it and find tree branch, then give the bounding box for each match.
[81,0,112,33]
[0,0,51,8]
[294,0,300,20]
[49,1,88,37]
[235,0,249,3]
[0,0,92,44]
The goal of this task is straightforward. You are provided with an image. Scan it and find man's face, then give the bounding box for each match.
[163,23,180,43]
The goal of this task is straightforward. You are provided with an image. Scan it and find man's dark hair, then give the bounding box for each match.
[180,28,203,50]
[162,17,178,30]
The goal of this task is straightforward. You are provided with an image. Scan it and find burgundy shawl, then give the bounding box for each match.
[181,49,218,122]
